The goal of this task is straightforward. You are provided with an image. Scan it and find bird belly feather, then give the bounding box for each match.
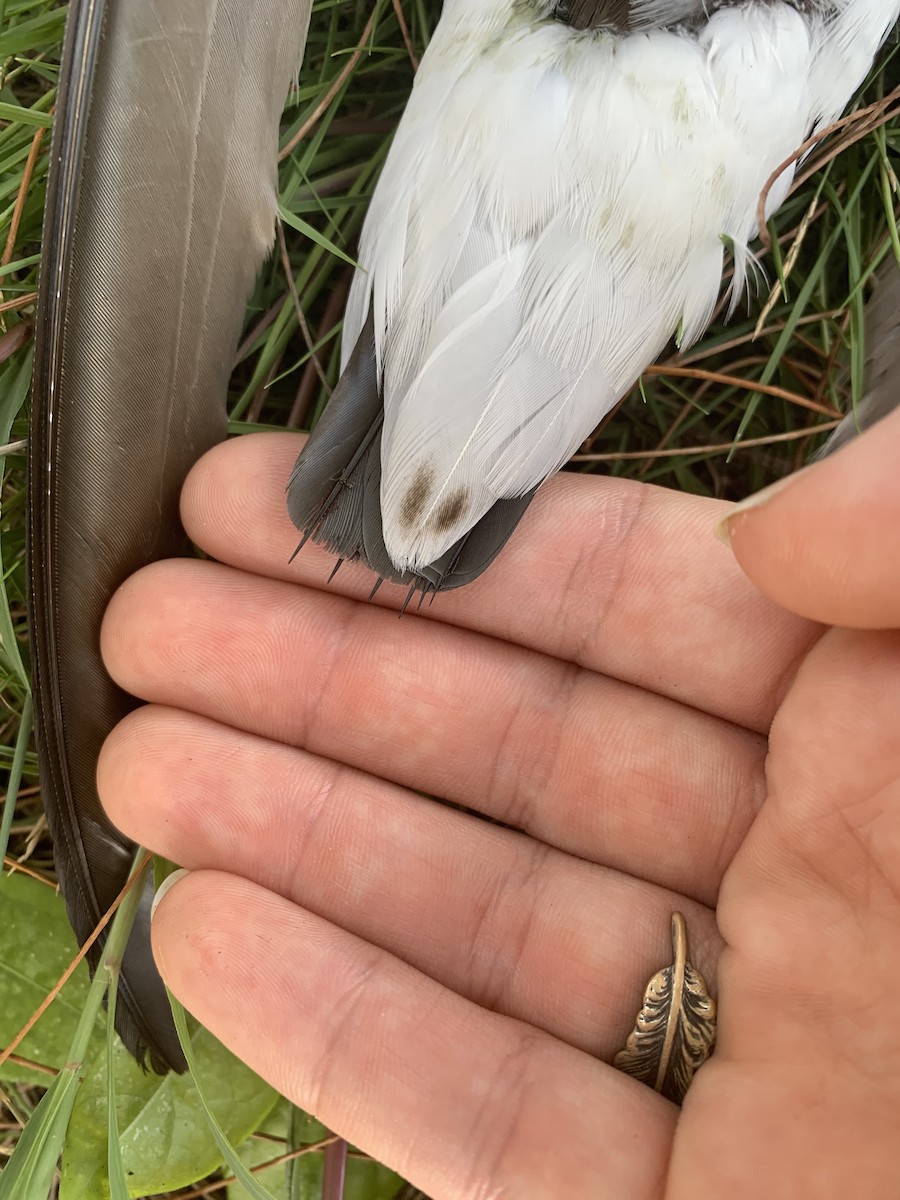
[294,0,900,582]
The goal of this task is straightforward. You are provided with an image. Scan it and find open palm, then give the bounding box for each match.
[97,414,900,1200]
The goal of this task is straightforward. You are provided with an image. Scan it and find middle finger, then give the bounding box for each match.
[102,558,766,901]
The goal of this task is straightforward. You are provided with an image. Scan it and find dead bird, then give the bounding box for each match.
[287,0,900,593]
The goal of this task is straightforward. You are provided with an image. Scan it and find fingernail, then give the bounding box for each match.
[150,868,190,920]
[714,468,808,547]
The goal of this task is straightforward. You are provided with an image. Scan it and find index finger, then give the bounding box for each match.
[181,433,818,732]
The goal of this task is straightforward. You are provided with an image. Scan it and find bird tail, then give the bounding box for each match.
[287,314,538,595]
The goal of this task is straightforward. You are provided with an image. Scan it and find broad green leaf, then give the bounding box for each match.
[229,1103,403,1200]
[61,1019,280,1200]
[341,1158,402,1200]
[0,872,277,1199]
[230,1100,292,1200]
[0,864,143,1200]
[0,870,96,1085]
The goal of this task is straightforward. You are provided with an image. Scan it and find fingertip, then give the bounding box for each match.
[180,432,306,557]
[148,868,217,991]
[150,867,191,921]
[100,559,193,691]
[99,564,150,682]
[97,705,154,836]
[717,409,900,628]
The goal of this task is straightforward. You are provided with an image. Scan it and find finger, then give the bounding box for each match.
[668,629,900,1199]
[101,559,766,900]
[100,705,721,1057]
[152,870,676,1200]
[181,433,817,732]
[721,407,900,628]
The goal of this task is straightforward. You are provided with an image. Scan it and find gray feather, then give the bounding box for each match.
[557,2,841,30]
[287,316,537,593]
[555,2,772,31]
[820,257,900,457]
[29,0,311,1071]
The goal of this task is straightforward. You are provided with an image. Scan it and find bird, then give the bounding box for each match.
[29,0,312,1071]
[287,0,900,594]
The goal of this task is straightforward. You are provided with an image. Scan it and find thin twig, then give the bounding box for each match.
[756,87,900,249]
[177,1136,343,1199]
[755,188,821,333]
[672,310,844,367]
[643,364,840,417]
[277,217,332,399]
[0,292,37,314]
[1,126,46,268]
[572,422,839,463]
[289,273,347,428]
[1,859,55,886]
[392,0,419,70]
[811,304,852,411]
[0,1053,57,1080]
[279,8,380,162]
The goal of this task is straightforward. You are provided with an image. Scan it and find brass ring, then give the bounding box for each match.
[613,913,716,1105]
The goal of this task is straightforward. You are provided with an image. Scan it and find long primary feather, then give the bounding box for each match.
[29,0,311,1071]
[288,0,899,590]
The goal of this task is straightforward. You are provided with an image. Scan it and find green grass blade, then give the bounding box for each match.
[0,689,31,863]
[169,994,281,1200]
[278,204,360,269]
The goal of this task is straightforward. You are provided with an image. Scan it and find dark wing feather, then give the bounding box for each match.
[556,1,711,30]
[557,3,828,32]
[29,0,311,1072]
[287,316,537,594]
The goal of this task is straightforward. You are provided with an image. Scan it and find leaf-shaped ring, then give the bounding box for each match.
[613,913,717,1105]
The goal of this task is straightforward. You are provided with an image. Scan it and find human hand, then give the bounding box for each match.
[97,409,900,1199]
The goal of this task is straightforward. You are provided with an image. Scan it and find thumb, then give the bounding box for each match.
[719,406,900,629]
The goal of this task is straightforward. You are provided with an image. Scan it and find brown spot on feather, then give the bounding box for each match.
[430,488,469,534]
[400,464,435,530]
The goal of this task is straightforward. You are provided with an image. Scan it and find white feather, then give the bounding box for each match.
[345,0,900,574]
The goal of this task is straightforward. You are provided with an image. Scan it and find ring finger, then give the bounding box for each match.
[152,869,677,1200]
[101,558,766,903]
[99,704,721,1060]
